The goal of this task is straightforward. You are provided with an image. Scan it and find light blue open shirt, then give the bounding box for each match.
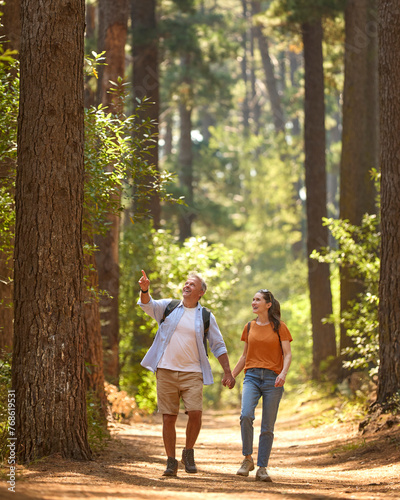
[138,296,228,385]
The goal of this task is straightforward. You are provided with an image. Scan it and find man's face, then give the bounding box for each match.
[182,276,204,302]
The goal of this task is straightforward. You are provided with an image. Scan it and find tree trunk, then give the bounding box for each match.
[95,0,128,386]
[339,0,378,357]
[0,167,13,353]
[376,0,400,406]
[178,89,194,242]
[83,234,108,423]
[131,0,161,228]
[0,0,21,53]
[0,0,21,354]
[302,20,337,380]
[97,0,128,112]
[84,2,97,108]
[13,0,91,462]
[252,0,285,134]
[240,0,251,132]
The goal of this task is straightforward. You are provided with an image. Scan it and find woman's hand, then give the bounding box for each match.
[274,373,286,387]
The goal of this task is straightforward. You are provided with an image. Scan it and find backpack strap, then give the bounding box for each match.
[246,320,255,341]
[202,307,211,357]
[160,299,181,324]
[160,300,211,357]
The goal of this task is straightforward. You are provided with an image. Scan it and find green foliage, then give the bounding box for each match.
[0,45,18,274]
[86,392,110,453]
[269,0,346,25]
[84,94,177,238]
[0,350,12,464]
[119,220,242,411]
[312,214,380,375]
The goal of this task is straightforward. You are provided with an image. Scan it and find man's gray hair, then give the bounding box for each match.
[188,272,207,293]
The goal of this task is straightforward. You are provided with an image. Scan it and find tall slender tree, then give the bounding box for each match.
[178,56,194,241]
[13,0,91,461]
[131,0,161,228]
[302,19,337,379]
[0,0,20,353]
[376,0,400,406]
[96,0,128,386]
[252,0,285,134]
[339,0,378,360]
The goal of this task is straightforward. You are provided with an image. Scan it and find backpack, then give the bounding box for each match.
[160,299,211,357]
[246,320,283,355]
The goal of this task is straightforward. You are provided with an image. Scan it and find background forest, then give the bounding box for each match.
[0,0,399,463]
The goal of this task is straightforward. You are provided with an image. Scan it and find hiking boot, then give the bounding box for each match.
[162,456,178,476]
[255,466,272,482]
[236,457,255,476]
[181,448,198,473]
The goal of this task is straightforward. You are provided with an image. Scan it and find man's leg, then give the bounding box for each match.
[162,413,178,458]
[186,410,202,450]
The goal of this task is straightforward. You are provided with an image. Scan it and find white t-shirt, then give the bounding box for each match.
[157,306,202,372]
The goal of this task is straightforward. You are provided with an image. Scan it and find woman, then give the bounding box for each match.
[232,289,292,482]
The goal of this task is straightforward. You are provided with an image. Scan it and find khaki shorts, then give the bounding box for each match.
[156,368,203,415]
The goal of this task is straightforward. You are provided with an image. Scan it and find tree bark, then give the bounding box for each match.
[95,0,128,386]
[13,0,91,462]
[376,0,400,406]
[131,0,161,228]
[302,20,337,379]
[252,0,285,134]
[339,0,378,356]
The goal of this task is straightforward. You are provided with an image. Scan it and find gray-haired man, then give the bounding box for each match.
[138,270,235,476]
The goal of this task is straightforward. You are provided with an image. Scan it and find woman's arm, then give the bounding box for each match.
[275,340,292,387]
[232,342,248,378]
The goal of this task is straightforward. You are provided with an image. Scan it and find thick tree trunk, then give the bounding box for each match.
[131,0,161,228]
[339,0,378,356]
[252,0,285,134]
[302,20,337,380]
[13,0,91,462]
[178,94,194,242]
[376,0,400,406]
[96,0,128,386]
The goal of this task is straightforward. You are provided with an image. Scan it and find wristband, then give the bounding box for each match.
[141,289,149,293]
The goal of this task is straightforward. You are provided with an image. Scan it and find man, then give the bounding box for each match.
[138,269,235,477]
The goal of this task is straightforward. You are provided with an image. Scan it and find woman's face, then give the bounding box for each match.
[252,292,272,315]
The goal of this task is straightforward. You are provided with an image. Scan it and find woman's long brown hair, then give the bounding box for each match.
[258,290,282,350]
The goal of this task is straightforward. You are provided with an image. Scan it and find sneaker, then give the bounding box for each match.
[255,466,272,482]
[162,456,178,476]
[236,457,255,476]
[182,448,198,473]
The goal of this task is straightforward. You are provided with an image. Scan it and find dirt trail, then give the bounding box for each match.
[2,405,400,500]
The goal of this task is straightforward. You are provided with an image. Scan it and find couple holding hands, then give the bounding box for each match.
[138,270,292,483]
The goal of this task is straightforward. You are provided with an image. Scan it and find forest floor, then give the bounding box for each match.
[1,393,400,500]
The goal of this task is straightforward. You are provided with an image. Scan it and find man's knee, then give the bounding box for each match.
[187,410,202,423]
[163,414,178,426]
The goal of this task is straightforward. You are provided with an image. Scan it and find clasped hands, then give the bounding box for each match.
[222,373,235,390]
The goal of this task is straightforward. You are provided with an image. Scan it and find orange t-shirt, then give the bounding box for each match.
[241,321,293,375]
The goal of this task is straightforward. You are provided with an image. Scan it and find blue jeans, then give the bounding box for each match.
[240,368,284,467]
